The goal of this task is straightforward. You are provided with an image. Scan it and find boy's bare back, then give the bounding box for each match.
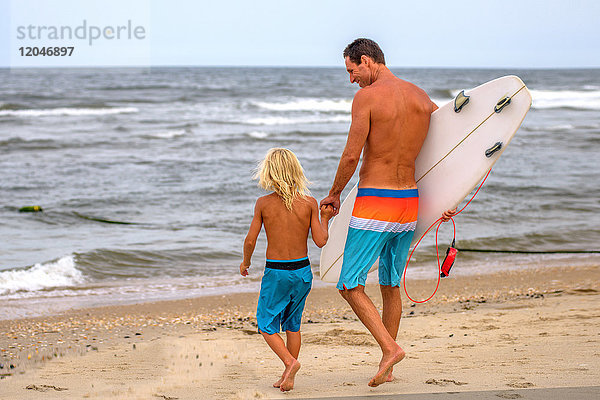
[258,193,323,260]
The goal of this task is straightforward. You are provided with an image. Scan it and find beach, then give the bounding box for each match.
[1,263,599,399]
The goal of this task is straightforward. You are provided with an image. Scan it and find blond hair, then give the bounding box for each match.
[255,148,310,210]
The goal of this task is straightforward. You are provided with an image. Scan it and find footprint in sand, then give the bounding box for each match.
[496,393,522,399]
[25,384,68,392]
[304,329,376,346]
[425,378,467,386]
[507,382,534,388]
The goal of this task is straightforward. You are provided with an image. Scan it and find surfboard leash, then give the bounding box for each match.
[403,168,493,304]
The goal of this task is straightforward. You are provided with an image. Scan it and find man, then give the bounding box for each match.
[320,38,456,387]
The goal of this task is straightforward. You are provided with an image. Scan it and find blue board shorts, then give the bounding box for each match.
[337,188,418,290]
[257,257,313,335]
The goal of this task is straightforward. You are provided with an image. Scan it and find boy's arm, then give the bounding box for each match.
[309,197,333,248]
[240,199,263,276]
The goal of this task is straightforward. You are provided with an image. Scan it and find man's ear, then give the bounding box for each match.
[360,55,369,66]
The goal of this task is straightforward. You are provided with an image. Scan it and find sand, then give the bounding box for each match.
[1,264,599,399]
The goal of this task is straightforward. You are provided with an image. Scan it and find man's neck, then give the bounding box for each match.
[370,64,391,84]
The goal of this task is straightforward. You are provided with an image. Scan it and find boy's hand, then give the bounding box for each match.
[240,262,250,276]
[320,204,334,220]
[320,194,341,216]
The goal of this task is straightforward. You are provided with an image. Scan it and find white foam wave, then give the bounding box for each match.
[245,115,351,126]
[148,129,186,139]
[531,90,600,110]
[247,131,269,138]
[0,255,84,295]
[0,107,139,117]
[254,98,351,112]
[446,89,600,111]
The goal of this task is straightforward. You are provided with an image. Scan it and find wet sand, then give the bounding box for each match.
[1,264,599,399]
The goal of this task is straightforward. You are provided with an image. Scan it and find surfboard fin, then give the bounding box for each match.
[494,96,512,113]
[453,90,470,113]
[485,142,503,158]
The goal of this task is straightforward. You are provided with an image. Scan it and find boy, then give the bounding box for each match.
[240,148,333,392]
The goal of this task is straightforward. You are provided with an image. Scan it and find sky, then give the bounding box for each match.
[1,0,599,68]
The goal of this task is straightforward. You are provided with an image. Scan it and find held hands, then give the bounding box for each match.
[320,204,335,220]
[239,262,250,276]
[319,195,341,216]
[441,208,458,222]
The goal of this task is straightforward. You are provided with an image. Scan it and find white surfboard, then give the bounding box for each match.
[320,75,532,283]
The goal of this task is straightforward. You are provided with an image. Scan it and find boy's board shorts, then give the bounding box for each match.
[257,257,313,335]
[337,188,418,291]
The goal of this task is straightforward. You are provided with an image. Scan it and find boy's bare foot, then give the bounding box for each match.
[273,375,284,388]
[280,359,301,392]
[368,347,405,387]
[386,371,395,382]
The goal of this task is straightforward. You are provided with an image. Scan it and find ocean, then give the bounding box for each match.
[1,67,599,319]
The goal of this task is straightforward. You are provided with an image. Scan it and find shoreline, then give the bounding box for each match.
[1,263,599,399]
[2,251,597,322]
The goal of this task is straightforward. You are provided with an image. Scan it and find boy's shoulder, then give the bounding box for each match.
[304,195,318,206]
[256,193,279,207]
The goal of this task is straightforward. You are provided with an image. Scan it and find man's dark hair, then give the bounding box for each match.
[343,38,386,65]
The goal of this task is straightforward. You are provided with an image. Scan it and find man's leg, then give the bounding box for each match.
[380,284,402,381]
[340,285,405,387]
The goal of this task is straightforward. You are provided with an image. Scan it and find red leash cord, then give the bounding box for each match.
[403,168,493,303]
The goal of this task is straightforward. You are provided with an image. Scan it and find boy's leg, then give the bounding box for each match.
[261,331,296,366]
[286,330,301,359]
[271,330,300,388]
[261,331,300,391]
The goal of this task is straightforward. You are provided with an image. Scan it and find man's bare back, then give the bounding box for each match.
[357,74,434,189]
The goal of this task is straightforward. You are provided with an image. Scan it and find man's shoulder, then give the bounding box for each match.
[352,86,376,107]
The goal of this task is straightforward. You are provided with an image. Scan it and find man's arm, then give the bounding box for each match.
[320,90,371,213]
[240,199,262,276]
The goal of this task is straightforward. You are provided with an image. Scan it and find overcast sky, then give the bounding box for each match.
[1,0,599,68]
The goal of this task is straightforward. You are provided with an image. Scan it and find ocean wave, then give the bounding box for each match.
[145,129,187,139]
[0,107,139,117]
[245,115,351,125]
[530,89,600,110]
[98,84,175,91]
[247,131,269,138]
[253,98,351,112]
[0,255,84,295]
[442,89,600,111]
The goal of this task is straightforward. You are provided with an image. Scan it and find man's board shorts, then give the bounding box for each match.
[257,257,313,335]
[337,188,418,290]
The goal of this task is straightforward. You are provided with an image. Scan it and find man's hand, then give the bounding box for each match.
[320,195,341,216]
[240,262,250,276]
[441,208,458,222]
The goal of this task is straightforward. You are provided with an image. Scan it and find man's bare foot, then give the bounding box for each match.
[386,371,395,382]
[280,359,301,392]
[273,375,284,388]
[368,347,405,387]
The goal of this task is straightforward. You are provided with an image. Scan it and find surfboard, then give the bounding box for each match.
[320,75,532,283]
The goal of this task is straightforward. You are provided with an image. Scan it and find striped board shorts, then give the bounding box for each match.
[337,187,418,290]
